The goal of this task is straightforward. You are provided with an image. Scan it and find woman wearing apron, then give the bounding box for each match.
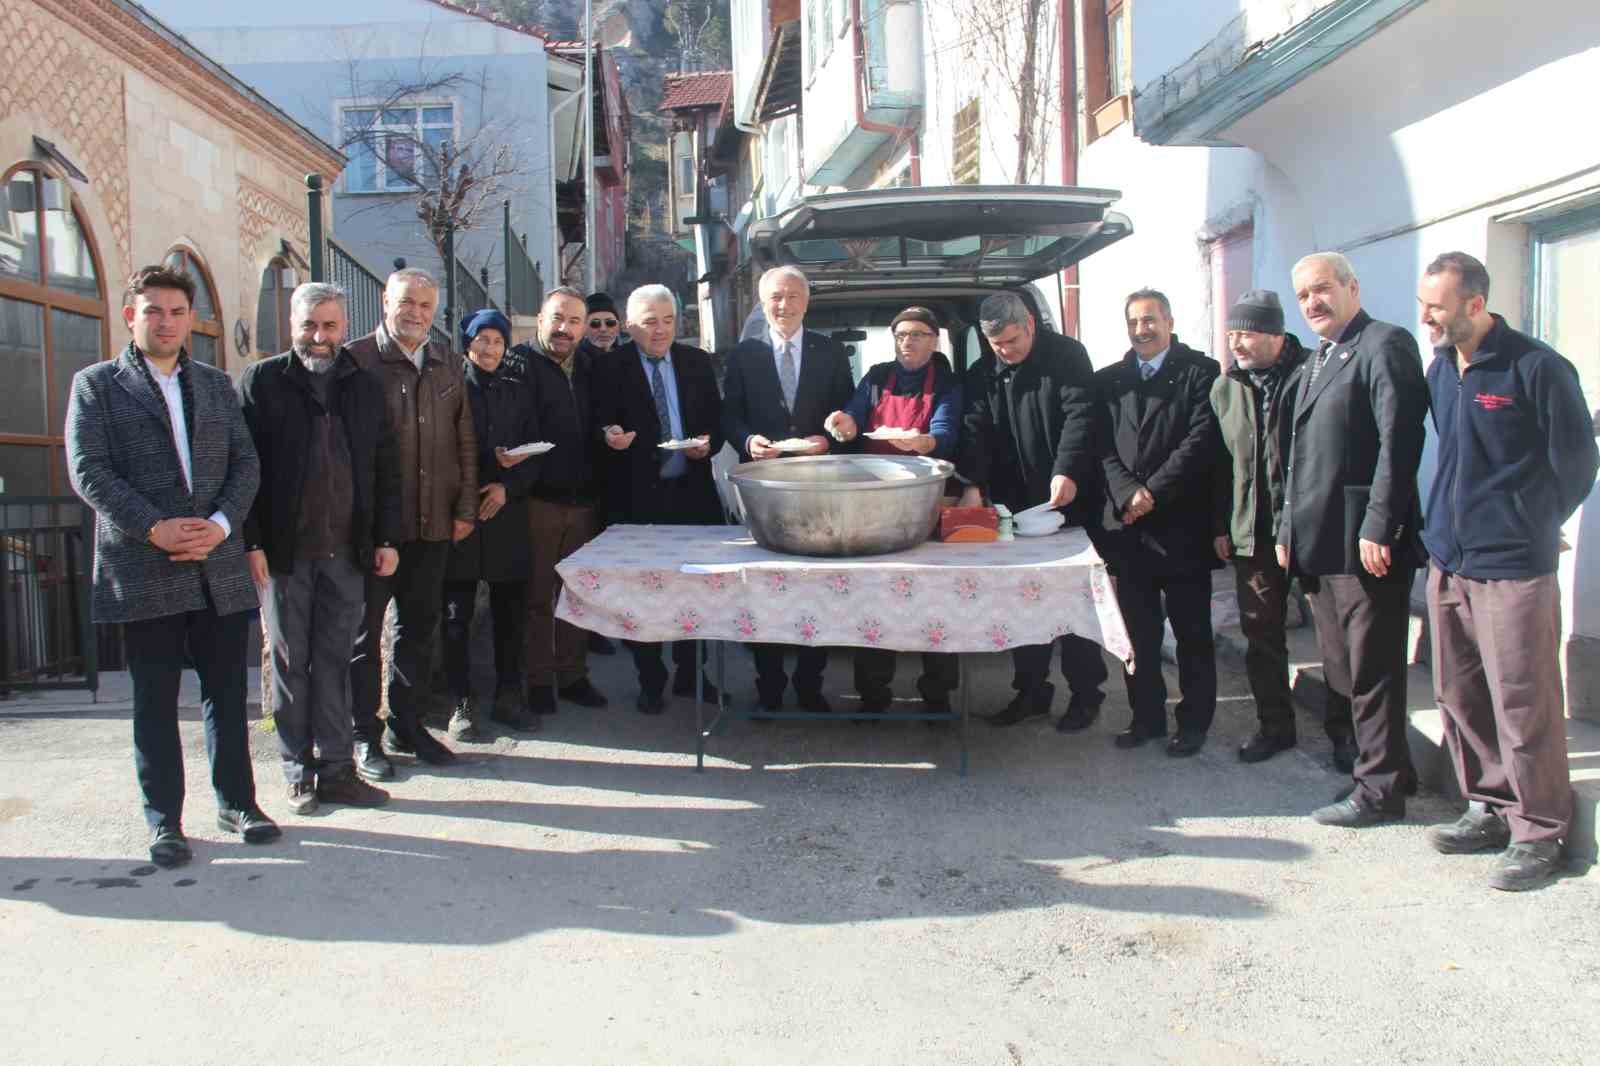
[826,307,964,717]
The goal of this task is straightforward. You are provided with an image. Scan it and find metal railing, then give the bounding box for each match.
[0,496,97,698]
[454,256,494,317]
[504,199,543,316]
[327,236,388,341]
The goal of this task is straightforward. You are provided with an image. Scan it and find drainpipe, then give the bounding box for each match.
[548,84,582,286]
[1057,0,1081,337]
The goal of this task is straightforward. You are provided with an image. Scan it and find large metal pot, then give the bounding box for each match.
[726,454,955,557]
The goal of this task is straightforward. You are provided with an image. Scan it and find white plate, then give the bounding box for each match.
[863,427,920,440]
[658,437,709,451]
[1014,525,1061,538]
[1014,501,1059,520]
[504,442,555,457]
[769,438,816,452]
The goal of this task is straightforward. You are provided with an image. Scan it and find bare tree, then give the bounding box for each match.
[665,1,717,72]
[925,0,1061,184]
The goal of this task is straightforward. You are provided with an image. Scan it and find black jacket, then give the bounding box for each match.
[1423,315,1598,579]
[445,359,542,583]
[505,339,600,505]
[238,350,400,575]
[1279,310,1429,577]
[1091,339,1222,574]
[721,329,856,459]
[591,341,727,525]
[957,329,1099,520]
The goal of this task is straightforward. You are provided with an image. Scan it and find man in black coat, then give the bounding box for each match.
[957,291,1109,729]
[1092,290,1221,757]
[239,282,399,813]
[721,265,856,712]
[504,288,610,715]
[1278,251,1428,828]
[441,309,543,741]
[594,285,727,713]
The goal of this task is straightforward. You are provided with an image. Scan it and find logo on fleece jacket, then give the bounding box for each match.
[1474,392,1514,411]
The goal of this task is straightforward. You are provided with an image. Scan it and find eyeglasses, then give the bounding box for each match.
[589,318,618,329]
[893,330,936,343]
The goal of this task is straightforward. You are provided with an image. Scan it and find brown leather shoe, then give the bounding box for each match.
[316,766,390,807]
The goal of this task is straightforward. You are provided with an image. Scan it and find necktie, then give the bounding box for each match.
[778,339,798,410]
[647,356,672,442]
[648,357,673,475]
[1307,340,1334,389]
[1140,361,1157,381]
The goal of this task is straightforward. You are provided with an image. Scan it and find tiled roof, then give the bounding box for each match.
[415,0,549,40]
[659,71,733,112]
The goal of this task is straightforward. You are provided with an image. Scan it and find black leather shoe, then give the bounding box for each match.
[559,678,608,708]
[1054,693,1103,733]
[755,690,783,713]
[1166,730,1206,758]
[1429,802,1511,854]
[1311,796,1402,827]
[636,689,666,715]
[217,806,282,845]
[986,683,1054,727]
[1114,721,1166,749]
[409,727,457,765]
[149,824,191,869]
[673,672,721,703]
[527,687,557,715]
[588,632,617,655]
[1488,842,1563,892]
[354,740,394,782]
[1330,735,1358,774]
[1239,731,1296,764]
[490,691,542,733]
[383,721,416,756]
[796,690,833,714]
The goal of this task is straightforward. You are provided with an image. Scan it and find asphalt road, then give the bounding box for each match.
[2,643,1596,1065]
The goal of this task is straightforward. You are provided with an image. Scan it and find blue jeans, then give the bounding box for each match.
[121,600,254,831]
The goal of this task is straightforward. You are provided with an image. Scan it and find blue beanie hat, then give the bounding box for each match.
[460,308,513,352]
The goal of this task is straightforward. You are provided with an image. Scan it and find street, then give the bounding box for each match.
[2,644,1597,1065]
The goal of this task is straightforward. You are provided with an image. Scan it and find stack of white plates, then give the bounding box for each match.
[1014,505,1065,538]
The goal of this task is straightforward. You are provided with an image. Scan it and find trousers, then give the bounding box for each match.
[262,554,365,782]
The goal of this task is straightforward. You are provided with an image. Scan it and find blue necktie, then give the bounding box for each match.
[648,357,673,473]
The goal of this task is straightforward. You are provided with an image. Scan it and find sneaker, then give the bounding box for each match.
[316,766,390,807]
[217,805,282,845]
[1488,841,1563,892]
[286,781,319,816]
[1428,801,1511,855]
[447,697,482,742]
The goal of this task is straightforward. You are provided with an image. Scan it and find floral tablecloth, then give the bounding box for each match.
[555,525,1133,665]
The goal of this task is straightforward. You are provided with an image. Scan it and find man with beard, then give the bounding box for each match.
[239,283,398,811]
[347,268,477,780]
[957,291,1108,730]
[505,287,609,715]
[1418,251,1597,891]
[1279,252,1427,827]
[1091,290,1220,757]
[1210,290,1343,764]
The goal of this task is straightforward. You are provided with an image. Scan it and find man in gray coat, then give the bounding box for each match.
[66,265,277,869]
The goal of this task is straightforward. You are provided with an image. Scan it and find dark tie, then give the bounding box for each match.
[1307,340,1334,390]
[647,356,672,442]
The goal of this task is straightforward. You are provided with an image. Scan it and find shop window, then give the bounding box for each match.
[163,246,223,367]
[0,163,105,496]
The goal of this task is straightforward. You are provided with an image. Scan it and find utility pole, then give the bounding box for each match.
[583,0,597,293]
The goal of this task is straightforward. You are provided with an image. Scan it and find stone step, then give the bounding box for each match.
[1216,620,1600,861]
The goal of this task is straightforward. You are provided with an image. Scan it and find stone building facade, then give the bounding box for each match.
[0,0,341,497]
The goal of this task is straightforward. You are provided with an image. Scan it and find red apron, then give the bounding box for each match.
[863,363,936,455]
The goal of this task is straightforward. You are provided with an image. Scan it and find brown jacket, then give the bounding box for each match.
[347,325,477,543]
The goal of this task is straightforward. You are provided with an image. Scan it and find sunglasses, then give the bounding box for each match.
[589,317,618,329]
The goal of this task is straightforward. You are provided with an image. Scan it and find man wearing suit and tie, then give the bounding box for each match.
[1278,251,1428,828]
[1092,290,1222,757]
[594,285,727,714]
[722,265,856,712]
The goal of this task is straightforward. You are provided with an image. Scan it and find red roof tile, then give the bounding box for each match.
[659,71,733,112]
